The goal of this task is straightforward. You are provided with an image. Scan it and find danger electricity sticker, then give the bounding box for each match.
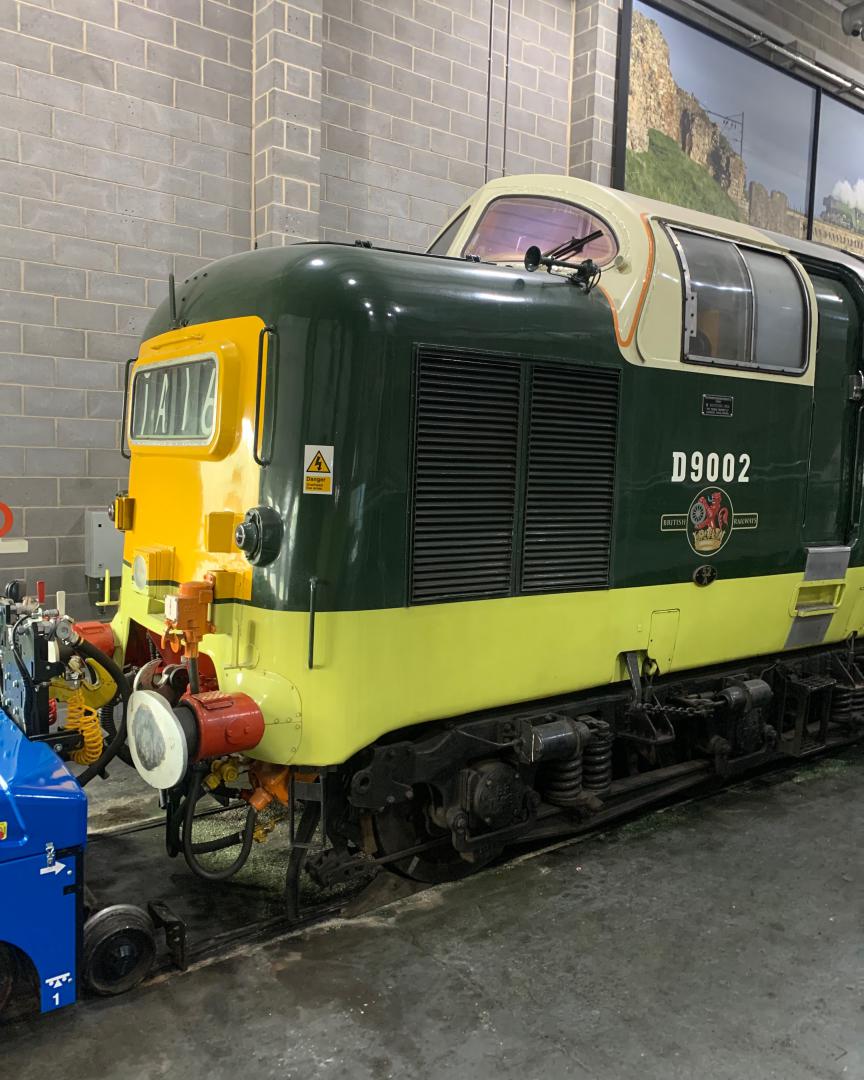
[303,444,334,495]
[0,822,7,841]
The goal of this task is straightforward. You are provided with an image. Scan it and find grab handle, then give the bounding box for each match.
[254,325,278,467]
[120,358,135,460]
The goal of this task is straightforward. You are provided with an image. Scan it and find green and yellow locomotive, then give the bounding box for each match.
[92,175,864,882]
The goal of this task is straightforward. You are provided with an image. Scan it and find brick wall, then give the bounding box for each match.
[253,0,323,247]
[0,0,252,615]
[569,0,618,185]
[317,0,572,251]
[674,0,864,78]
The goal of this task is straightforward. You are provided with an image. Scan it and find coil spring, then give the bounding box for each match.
[830,683,864,729]
[583,721,613,795]
[63,687,104,765]
[543,753,583,808]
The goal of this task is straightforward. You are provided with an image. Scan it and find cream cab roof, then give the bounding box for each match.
[434,174,857,386]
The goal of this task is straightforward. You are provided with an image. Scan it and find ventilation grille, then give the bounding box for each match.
[410,351,520,604]
[520,365,619,593]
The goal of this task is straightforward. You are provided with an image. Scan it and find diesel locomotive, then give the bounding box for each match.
[4,174,864,901]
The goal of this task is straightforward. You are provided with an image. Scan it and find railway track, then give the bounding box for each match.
[81,737,862,997]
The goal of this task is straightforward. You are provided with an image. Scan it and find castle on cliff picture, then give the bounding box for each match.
[625,3,864,255]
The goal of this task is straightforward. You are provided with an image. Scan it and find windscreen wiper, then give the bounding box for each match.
[524,230,603,272]
[523,230,604,294]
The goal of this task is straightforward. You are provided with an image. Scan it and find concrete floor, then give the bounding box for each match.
[84,759,162,835]
[5,750,864,1080]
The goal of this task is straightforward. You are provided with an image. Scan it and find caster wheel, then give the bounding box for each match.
[82,905,157,997]
[0,944,37,1021]
[0,943,14,1015]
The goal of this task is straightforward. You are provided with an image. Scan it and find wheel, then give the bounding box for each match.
[373,787,498,884]
[82,905,157,997]
[0,944,14,1016]
[0,944,37,1021]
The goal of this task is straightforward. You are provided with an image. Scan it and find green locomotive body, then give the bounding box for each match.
[114,175,864,880]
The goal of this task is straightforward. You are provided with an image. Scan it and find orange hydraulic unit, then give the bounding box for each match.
[162,580,215,661]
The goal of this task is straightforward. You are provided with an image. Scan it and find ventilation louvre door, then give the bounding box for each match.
[520,364,619,593]
[410,351,521,604]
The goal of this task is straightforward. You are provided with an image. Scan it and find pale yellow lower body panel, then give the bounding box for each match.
[113,567,864,767]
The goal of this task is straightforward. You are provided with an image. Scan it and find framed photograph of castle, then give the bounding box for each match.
[812,95,864,256]
[618,0,817,240]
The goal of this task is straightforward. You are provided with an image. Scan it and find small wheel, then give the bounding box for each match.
[82,905,157,997]
[0,944,38,1021]
[0,944,14,1015]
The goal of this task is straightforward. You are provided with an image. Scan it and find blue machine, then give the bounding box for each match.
[0,709,86,1014]
[0,588,161,1020]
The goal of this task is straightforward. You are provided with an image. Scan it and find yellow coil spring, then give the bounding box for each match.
[63,688,104,766]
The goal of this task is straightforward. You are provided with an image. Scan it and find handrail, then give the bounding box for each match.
[254,325,278,467]
[120,357,135,460]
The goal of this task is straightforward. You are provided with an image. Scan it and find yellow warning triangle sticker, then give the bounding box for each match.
[306,450,330,474]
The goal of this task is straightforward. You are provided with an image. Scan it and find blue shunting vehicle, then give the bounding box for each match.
[1,580,158,1020]
[0,715,86,1015]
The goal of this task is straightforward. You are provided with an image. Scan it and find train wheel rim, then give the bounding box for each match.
[373,789,496,884]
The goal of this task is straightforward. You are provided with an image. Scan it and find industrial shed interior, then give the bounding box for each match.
[3,1,864,1078]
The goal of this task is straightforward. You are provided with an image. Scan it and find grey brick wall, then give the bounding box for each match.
[0,0,252,616]
[318,0,573,251]
[569,0,618,185]
[253,0,323,247]
[697,0,864,77]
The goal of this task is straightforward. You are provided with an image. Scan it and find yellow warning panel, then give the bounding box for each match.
[0,822,6,841]
[304,444,334,495]
[307,451,330,474]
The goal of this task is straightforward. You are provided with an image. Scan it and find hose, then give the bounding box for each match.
[181,766,257,881]
[63,688,103,765]
[73,637,133,787]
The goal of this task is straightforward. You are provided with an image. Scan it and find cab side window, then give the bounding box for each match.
[427,209,469,255]
[673,230,751,364]
[670,228,808,375]
[747,250,806,371]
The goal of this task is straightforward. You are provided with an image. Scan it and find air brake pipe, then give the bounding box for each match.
[181,765,257,881]
[608,760,711,797]
[71,635,132,787]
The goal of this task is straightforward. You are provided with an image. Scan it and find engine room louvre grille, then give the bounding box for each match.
[520,364,619,593]
[410,349,521,604]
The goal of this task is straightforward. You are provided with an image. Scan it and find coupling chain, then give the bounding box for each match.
[635,699,720,720]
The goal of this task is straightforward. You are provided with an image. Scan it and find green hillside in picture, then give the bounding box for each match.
[626,129,742,222]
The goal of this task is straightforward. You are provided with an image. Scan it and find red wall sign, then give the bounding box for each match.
[0,502,13,538]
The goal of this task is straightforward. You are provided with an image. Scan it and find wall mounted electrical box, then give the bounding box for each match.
[84,510,124,580]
